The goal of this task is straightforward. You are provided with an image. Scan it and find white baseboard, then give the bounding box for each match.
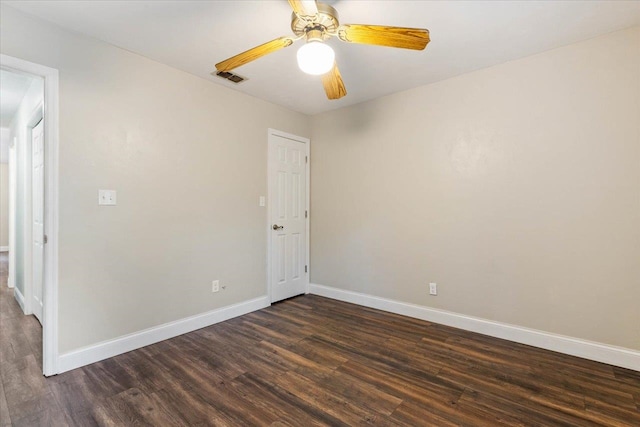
[0,246,8,252]
[58,295,270,374]
[14,286,25,313]
[309,283,640,371]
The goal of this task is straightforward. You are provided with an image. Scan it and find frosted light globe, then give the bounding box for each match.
[297,41,335,75]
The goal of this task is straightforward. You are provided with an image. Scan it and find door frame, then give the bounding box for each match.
[8,136,16,289]
[266,128,310,302]
[1,54,60,377]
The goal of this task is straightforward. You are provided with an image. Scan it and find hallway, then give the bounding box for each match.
[0,252,48,426]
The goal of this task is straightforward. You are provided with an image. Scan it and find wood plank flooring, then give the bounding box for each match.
[1,252,639,426]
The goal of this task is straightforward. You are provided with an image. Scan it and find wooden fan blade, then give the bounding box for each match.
[288,0,318,19]
[321,61,347,100]
[215,37,295,72]
[337,24,430,50]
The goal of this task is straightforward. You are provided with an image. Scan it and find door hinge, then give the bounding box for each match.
[305,156,308,164]
[305,265,308,273]
[305,210,308,218]
[43,235,48,244]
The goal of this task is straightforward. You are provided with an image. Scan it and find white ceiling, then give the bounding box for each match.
[4,1,640,115]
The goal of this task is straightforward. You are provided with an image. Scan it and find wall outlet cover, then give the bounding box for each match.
[429,282,437,296]
[98,189,117,206]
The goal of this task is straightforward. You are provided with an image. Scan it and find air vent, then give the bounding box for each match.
[213,70,248,84]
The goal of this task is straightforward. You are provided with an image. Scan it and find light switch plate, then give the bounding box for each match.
[98,190,117,206]
[259,196,266,207]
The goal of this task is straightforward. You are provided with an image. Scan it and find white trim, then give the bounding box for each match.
[8,137,16,289]
[58,295,270,374]
[305,136,310,293]
[0,246,8,252]
[1,54,60,377]
[14,285,26,313]
[266,129,311,303]
[309,283,640,372]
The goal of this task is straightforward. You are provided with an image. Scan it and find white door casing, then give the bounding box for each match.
[8,137,17,288]
[268,130,309,303]
[2,53,60,376]
[31,118,44,323]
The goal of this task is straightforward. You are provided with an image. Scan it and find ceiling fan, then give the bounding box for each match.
[214,0,430,100]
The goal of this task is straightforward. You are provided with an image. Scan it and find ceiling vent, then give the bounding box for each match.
[213,70,247,84]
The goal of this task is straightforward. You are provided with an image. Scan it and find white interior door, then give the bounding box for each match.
[269,132,308,303]
[31,119,44,323]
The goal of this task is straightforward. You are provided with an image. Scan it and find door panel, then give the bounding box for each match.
[277,234,286,283]
[277,171,286,219]
[291,233,301,280]
[269,133,308,303]
[32,119,44,323]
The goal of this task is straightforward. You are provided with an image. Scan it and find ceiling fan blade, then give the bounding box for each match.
[321,61,347,100]
[337,24,430,50]
[215,36,295,72]
[288,0,318,19]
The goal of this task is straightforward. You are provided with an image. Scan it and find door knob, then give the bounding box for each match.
[272,224,284,230]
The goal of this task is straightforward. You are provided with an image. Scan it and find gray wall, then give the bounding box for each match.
[310,26,640,351]
[1,5,311,353]
[2,4,637,356]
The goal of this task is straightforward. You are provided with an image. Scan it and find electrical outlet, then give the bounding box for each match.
[429,282,437,296]
[212,280,220,293]
[98,189,117,206]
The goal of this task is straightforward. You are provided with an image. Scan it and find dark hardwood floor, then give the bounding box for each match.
[1,253,639,426]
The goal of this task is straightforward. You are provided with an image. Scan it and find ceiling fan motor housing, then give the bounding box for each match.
[291,2,339,40]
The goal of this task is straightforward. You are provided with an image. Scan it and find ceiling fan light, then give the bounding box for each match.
[297,41,335,75]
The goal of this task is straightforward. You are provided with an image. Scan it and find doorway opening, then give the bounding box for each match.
[1,54,59,376]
